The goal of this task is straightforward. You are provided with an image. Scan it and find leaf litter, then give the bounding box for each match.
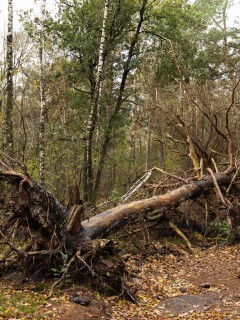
[0,243,240,319]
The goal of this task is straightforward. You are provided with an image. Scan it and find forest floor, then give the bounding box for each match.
[0,241,240,319]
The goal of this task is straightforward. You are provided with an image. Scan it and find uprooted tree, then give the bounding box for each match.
[0,165,240,295]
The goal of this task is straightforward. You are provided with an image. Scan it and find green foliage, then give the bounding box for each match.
[16,0,240,202]
[25,158,40,179]
[104,285,116,296]
[213,221,231,240]
[51,252,70,281]
[35,281,49,292]
[109,182,122,203]
[49,0,138,71]
[151,0,239,84]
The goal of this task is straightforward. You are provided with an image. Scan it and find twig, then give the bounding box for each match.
[118,170,153,204]
[91,170,153,210]
[169,221,195,254]
[0,230,28,257]
[28,250,59,256]
[211,158,219,173]
[146,212,164,221]
[209,148,228,158]
[0,151,27,172]
[207,168,227,206]
[165,133,186,144]
[152,166,188,184]
[142,218,150,245]
[0,248,13,263]
[226,165,240,194]
[91,199,114,212]
[76,251,98,277]
[0,159,11,171]
[47,253,76,299]
[200,158,204,179]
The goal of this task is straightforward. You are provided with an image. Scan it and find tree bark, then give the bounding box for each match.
[85,0,109,202]
[39,0,47,185]
[145,116,151,171]
[5,0,14,157]
[82,169,233,239]
[93,0,148,202]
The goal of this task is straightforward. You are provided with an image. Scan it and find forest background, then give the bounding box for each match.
[0,0,240,206]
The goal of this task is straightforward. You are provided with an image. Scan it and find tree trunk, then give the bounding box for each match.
[145,116,151,171]
[93,0,148,202]
[85,0,109,202]
[0,167,234,243]
[82,169,233,239]
[39,0,47,185]
[5,0,14,157]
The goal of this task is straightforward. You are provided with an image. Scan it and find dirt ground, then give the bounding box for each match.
[1,243,240,319]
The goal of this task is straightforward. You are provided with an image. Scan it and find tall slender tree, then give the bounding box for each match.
[92,0,149,202]
[85,0,109,201]
[39,0,47,184]
[5,0,14,157]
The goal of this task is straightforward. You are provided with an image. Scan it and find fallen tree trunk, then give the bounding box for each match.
[0,167,238,293]
[0,168,236,243]
[81,169,234,239]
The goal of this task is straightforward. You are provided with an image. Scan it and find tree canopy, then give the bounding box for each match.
[0,0,239,202]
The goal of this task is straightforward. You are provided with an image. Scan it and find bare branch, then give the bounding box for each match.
[207,168,227,206]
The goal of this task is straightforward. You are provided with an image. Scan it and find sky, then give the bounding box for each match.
[0,0,56,34]
[0,0,240,35]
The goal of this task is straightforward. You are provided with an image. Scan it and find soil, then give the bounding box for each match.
[1,243,240,319]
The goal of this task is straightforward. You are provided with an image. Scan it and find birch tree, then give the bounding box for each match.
[85,0,109,201]
[39,0,47,184]
[5,0,14,157]
[92,0,149,202]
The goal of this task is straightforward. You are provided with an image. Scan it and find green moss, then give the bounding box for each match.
[35,281,49,292]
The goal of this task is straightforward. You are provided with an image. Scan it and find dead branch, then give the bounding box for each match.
[227,165,240,194]
[47,252,77,299]
[152,166,188,184]
[207,168,227,206]
[169,221,195,254]
[118,170,153,204]
[0,230,28,257]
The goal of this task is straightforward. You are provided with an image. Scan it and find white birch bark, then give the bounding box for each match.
[5,0,14,157]
[39,0,47,184]
[85,0,109,200]
[145,116,152,171]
